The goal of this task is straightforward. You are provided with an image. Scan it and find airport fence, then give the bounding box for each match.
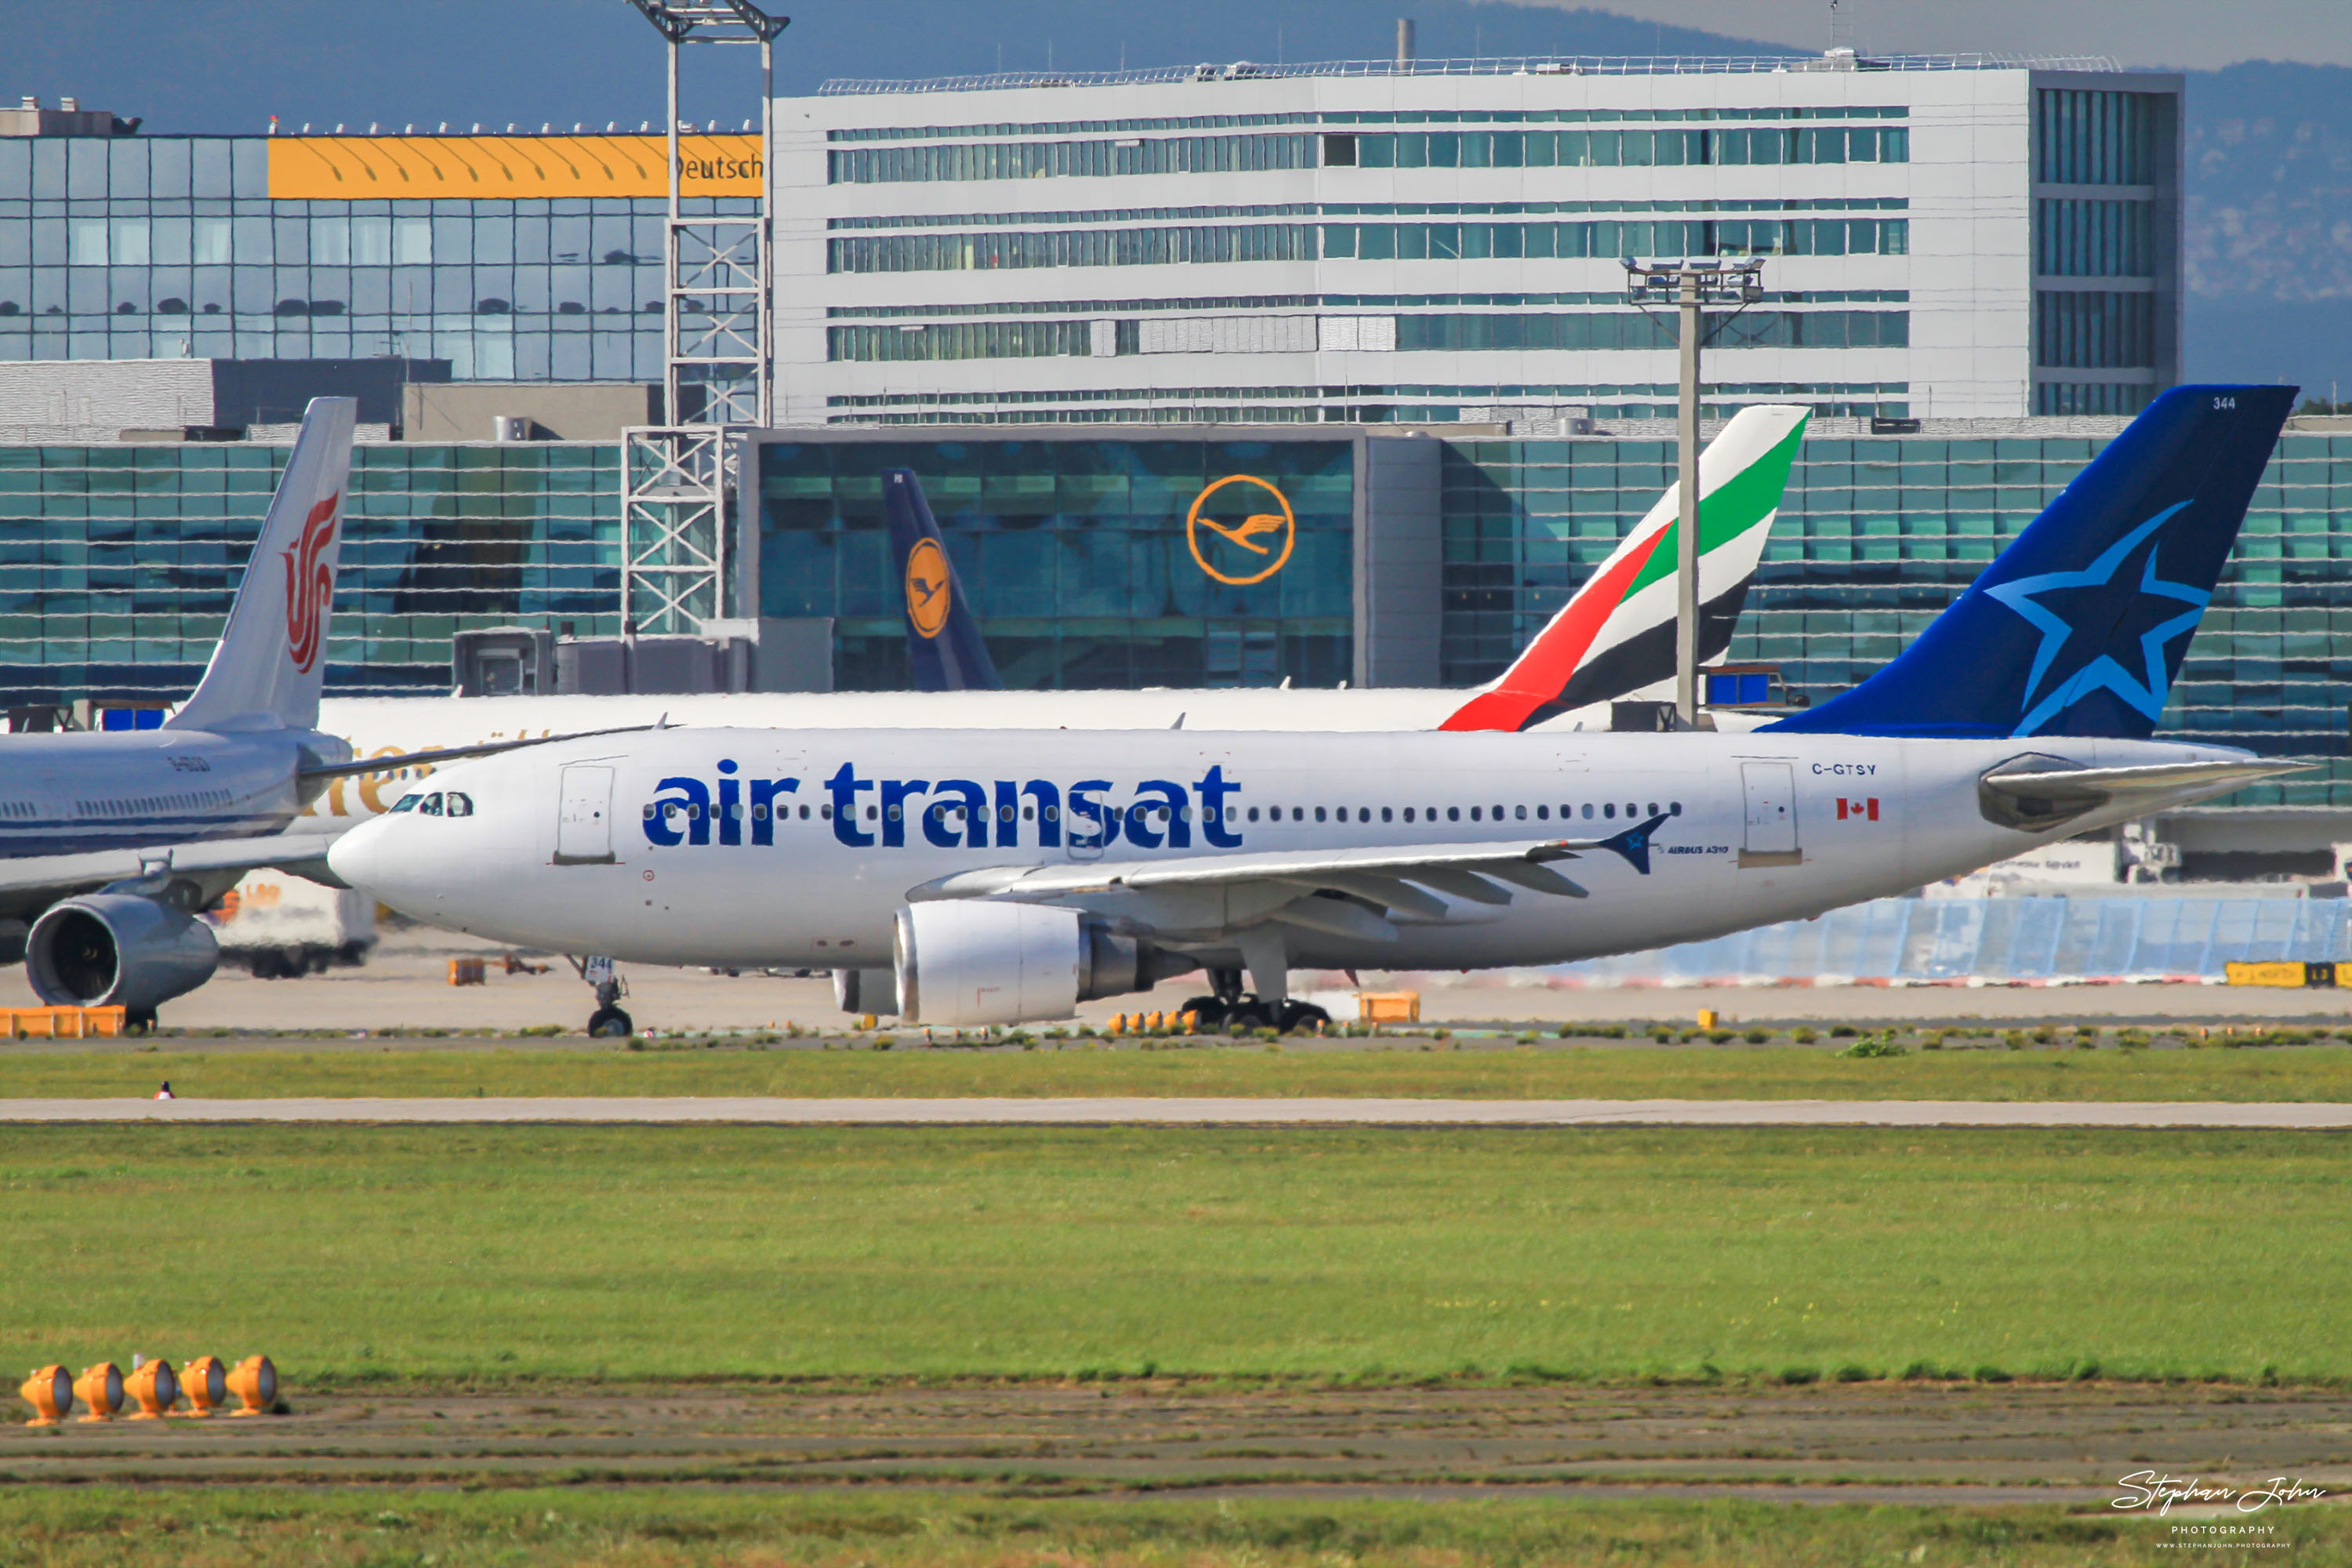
[1542,895,2352,985]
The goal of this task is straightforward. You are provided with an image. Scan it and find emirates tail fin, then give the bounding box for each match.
[1441,405,1808,732]
[169,397,355,733]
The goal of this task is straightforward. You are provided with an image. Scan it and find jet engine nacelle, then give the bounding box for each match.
[26,894,220,1018]
[893,902,1191,1027]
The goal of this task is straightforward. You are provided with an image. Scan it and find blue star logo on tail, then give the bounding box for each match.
[1984,501,2206,737]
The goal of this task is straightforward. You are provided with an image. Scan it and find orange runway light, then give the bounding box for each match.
[19,1365,71,1425]
[124,1357,179,1419]
[178,1356,226,1417]
[72,1363,122,1422]
[226,1354,277,1416]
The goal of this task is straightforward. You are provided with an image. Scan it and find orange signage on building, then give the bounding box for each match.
[267,134,762,200]
[1186,474,1297,586]
[904,538,952,639]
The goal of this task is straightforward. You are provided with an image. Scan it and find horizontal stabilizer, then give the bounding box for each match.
[1979,757,2308,829]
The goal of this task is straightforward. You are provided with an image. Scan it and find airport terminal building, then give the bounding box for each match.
[782,54,2181,426]
[1,55,2350,839]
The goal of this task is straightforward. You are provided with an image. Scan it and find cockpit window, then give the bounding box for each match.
[390,793,420,812]
[445,791,474,818]
[416,793,444,816]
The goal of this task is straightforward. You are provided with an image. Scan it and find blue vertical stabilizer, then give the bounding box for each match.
[1766,385,2296,739]
[884,468,1001,692]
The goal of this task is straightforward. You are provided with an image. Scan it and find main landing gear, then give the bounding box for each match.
[1178,967,1330,1034]
[569,954,634,1039]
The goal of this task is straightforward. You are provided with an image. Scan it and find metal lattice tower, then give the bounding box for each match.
[621,0,786,633]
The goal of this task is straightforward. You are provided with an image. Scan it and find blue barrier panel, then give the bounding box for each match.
[1548,896,2352,983]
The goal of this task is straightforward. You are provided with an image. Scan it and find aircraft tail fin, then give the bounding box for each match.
[1766,385,2296,740]
[884,468,1001,691]
[1440,405,1808,731]
[169,396,355,733]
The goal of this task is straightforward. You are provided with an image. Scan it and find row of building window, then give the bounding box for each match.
[2034,89,2158,187]
[826,105,1910,143]
[825,289,1909,319]
[827,197,1907,231]
[2034,198,2154,278]
[1334,125,1907,170]
[1323,216,1907,261]
[829,219,1909,274]
[2033,381,2158,416]
[826,310,1908,362]
[2034,290,2157,369]
[826,125,1910,183]
[9,212,664,269]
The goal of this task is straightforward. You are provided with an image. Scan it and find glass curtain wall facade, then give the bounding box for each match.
[0,441,621,702]
[0,133,760,380]
[1442,428,2352,806]
[756,436,1356,689]
[5,423,2347,811]
[2028,87,2171,417]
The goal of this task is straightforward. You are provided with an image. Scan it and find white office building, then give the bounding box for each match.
[772,51,2180,427]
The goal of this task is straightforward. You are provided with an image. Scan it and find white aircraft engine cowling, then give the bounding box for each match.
[26,894,220,1015]
[895,902,1084,1027]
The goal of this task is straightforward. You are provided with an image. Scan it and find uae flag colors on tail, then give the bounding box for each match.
[1442,404,1809,733]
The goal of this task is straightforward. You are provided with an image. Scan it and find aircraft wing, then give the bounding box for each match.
[907,817,1667,943]
[298,722,664,782]
[0,831,351,906]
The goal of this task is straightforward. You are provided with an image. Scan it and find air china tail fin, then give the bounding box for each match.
[1766,385,2296,741]
[1441,405,1808,732]
[884,468,1001,692]
[169,396,355,733]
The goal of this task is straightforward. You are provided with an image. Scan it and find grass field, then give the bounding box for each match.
[10,1037,2352,1101]
[1,1124,2343,1385]
[0,1488,2317,1568]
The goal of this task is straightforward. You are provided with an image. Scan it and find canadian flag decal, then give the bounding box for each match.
[282,491,339,673]
[1835,797,1880,822]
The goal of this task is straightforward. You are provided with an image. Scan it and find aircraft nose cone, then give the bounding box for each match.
[325,814,400,895]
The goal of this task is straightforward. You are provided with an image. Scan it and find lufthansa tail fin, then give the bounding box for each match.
[1441,405,1808,732]
[1766,386,2295,740]
[884,468,1001,692]
[169,396,355,733]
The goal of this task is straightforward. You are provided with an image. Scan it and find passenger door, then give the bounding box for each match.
[1739,761,1801,868]
[554,764,615,865]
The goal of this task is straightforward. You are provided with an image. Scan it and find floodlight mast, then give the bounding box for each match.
[1623,256,1766,727]
[622,0,787,635]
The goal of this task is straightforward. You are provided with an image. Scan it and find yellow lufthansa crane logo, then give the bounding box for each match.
[1186,474,1297,586]
[905,538,952,639]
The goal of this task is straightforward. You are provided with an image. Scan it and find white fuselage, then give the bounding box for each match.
[299,688,1757,823]
[330,726,2234,975]
[0,727,326,860]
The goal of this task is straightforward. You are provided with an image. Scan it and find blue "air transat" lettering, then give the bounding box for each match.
[647,761,1247,852]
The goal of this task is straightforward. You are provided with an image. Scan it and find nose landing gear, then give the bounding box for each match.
[568,954,634,1039]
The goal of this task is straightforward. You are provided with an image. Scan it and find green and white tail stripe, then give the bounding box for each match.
[1442,405,1810,732]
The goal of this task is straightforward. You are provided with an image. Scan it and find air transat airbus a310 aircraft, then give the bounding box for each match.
[329,387,2298,1036]
[302,406,1811,823]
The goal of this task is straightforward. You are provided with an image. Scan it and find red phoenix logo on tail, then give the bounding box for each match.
[282,492,339,673]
